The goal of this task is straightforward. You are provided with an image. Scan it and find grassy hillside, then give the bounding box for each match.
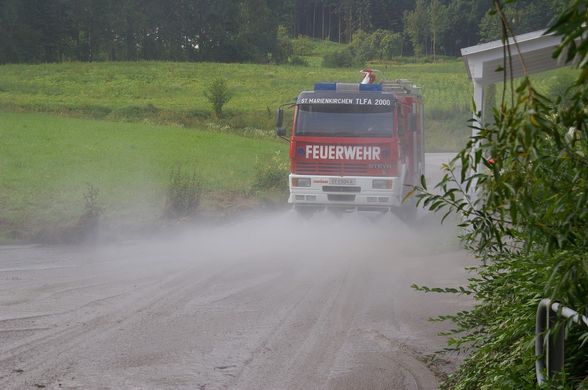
[0,60,475,151]
[0,60,471,114]
[0,57,576,242]
[0,112,287,241]
[0,59,576,150]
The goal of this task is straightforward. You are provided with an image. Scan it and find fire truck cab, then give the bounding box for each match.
[276,78,424,215]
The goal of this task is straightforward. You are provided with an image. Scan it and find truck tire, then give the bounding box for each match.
[399,197,419,223]
[294,205,319,218]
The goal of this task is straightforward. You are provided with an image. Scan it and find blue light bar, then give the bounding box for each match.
[359,83,382,91]
[314,83,382,92]
[314,83,337,91]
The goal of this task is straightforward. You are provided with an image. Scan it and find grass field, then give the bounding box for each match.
[0,58,576,146]
[0,53,577,242]
[0,60,475,151]
[0,60,473,117]
[0,112,287,241]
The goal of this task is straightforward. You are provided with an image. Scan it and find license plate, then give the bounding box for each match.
[330,178,356,185]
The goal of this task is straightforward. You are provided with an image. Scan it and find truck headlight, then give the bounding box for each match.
[372,179,393,189]
[292,177,311,187]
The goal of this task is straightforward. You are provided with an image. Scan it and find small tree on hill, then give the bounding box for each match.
[204,78,232,119]
[403,0,430,58]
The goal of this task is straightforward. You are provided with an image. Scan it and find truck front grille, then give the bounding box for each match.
[322,186,361,193]
[295,162,369,176]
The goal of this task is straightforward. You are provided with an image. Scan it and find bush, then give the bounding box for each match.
[545,71,578,106]
[272,25,293,65]
[164,166,201,218]
[291,36,315,56]
[44,184,103,244]
[72,183,102,240]
[322,29,402,68]
[253,151,289,191]
[372,29,402,59]
[348,30,371,65]
[414,2,588,387]
[322,48,354,68]
[204,78,232,119]
[288,55,309,66]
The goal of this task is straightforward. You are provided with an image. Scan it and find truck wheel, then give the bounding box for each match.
[399,197,419,223]
[294,205,317,218]
[400,205,418,222]
[327,207,346,218]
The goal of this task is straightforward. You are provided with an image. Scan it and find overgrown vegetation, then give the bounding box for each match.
[0,0,565,64]
[0,113,286,242]
[0,59,479,151]
[414,1,588,387]
[253,151,289,192]
[80,184,103,231]
[322,29,402,67]
[164,166,201,219]
[204,78,232,119]
[3,50,572,153]
[33,184,103,244]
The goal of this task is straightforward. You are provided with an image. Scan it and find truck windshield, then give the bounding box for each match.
[295,104,394,138]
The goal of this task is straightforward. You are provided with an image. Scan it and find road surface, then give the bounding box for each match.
[0,153,472,390]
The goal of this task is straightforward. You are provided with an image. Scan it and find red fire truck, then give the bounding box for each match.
[276,73,424,216]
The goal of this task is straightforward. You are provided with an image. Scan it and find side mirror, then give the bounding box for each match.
[276,108,286,137]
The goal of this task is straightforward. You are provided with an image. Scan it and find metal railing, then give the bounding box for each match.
[535,298,588,385]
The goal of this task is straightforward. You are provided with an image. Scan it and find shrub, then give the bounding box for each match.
[204,78,232,119]
[49,183,103,244]
[272,25,293,65]
[75,183,102,238]
[164,166,201,218]
[288,55,309,66]
[348,30,371,65]
[291,36,315,56]
[322,48,354,68]
[414,1,588,387]
[253,151,289,191]
[322,29,402,68]
[372,30,402,59]
[545,71,578,106]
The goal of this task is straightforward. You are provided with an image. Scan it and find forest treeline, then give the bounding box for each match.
[0,0,569,64]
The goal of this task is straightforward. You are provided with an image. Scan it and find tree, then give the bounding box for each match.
[429,0,448,60]
[3,0,565,64]
[204,78,232,119]
[355,0,372,32]
[444,0,491,55]
[370,29,402,59]
[370,0,413,32]
[479,0,569,43]
[414,0,588,387]
[0,0,26,63]
[273,25,294,64]
[235,0,278,63]
[403,0,429,57]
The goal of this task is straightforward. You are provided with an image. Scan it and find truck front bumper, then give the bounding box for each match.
[288,174,404,208]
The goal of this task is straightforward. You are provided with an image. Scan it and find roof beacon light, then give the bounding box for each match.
[360,68,376,84]
[314,83,337,91]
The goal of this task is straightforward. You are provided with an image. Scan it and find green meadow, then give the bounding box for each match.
[0,57,576,242]
[0,59,574,143]
[0,60,474,149]
[0,112,287,241]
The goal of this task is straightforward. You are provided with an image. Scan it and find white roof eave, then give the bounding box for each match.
[461,29,565,85]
